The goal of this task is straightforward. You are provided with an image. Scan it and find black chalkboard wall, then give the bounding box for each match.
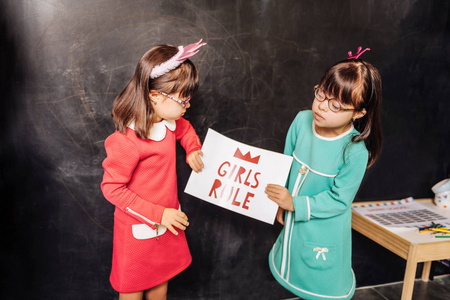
[1,0,449,299]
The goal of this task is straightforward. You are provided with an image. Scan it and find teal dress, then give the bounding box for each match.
[269,110,368,300]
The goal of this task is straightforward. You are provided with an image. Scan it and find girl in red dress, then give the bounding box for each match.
[101,40,206,300]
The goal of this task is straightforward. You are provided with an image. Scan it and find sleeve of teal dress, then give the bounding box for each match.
[292,148,368,221]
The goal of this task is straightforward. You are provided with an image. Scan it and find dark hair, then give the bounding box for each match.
[112,45,199,139]
[318,60,383,167]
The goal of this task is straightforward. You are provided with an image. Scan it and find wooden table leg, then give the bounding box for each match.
[421,261,432,281]
[401,245,418,300]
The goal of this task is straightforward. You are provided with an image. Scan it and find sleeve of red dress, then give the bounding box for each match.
[175,118,202,161]
[101,132,165,227]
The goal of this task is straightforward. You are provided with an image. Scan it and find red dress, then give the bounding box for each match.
[101,118,201,293]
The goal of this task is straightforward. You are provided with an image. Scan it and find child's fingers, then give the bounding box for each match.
[276,208,285,225]
[190,152,204,172]
[265,185,282,201]
[172,220,188,231]
[267,195,281,206]
[166,224,178,236]
[174,211,189,225]
[265,185,280,197]
[266,185,291,201]
[191,161,202,173]
[161,206,191,236]
[265,191,278,202]
[266,184,284,193]
[177,211,188,220]
[195,154,204,169]
[188,157,199,172]
[176,213,189,227]
[277,214,285,225]
[266,185,294,211]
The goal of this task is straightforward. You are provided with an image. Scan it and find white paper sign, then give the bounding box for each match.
[184,129,293,224]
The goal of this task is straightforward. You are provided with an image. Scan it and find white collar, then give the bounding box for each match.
[312,121,354,141]
[128,120,176,141]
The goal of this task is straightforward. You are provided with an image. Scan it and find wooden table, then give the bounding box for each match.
[351,198,450,300]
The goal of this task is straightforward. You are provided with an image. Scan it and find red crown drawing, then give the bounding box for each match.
[233,148,260,164]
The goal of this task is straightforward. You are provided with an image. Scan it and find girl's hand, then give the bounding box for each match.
[265,184,294,212]
[187,150,204,173]
[161,208,189,235]
[276,207,285,225]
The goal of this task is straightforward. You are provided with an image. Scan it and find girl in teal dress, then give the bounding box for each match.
[265,48,383,300]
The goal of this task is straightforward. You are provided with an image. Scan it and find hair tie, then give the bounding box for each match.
[150,39,207,79]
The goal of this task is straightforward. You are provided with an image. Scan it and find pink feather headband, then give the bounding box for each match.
[150,39,207,79]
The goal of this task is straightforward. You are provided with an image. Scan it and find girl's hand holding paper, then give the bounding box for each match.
[187,150,204,173]
[265,184,294,212]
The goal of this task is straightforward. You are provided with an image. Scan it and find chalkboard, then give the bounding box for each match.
[1,0,449,299]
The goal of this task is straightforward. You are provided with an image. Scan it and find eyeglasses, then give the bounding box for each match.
[314,87,354,112]
[158,91,191,108]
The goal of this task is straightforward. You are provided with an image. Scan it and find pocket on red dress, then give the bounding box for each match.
[131,223,167,240]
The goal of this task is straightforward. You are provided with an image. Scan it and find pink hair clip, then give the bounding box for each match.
[150,39,207,79]
[347,47,370,60]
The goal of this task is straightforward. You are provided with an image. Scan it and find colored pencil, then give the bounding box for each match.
[430,228,450,233]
